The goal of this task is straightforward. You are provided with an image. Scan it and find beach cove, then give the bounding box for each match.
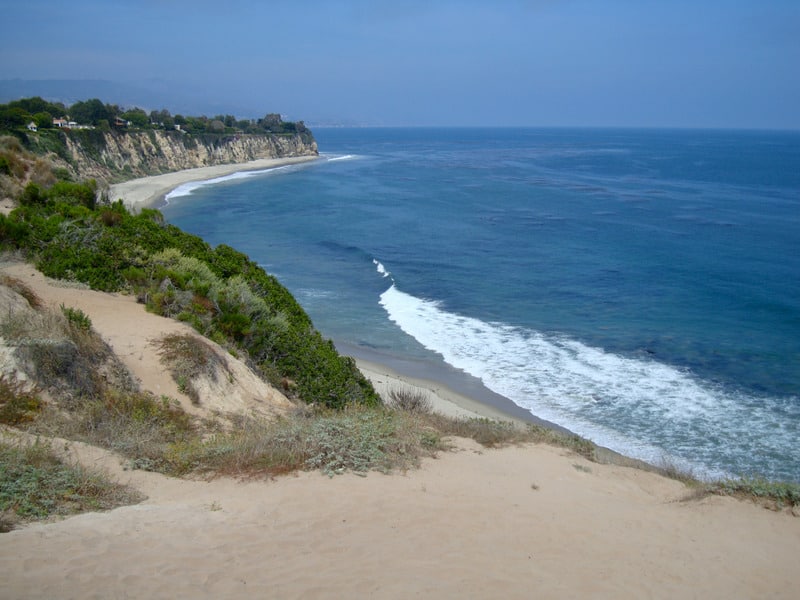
[108,154,570,430]
[157,128,800,483]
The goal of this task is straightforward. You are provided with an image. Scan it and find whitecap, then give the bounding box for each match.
[378,283,799,481]
[164,165,296,203]
[373,258,391,278]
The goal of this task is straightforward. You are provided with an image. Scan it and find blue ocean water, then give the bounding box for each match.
[160,128,800,482]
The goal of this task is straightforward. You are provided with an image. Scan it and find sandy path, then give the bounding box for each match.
[1,437,798,599]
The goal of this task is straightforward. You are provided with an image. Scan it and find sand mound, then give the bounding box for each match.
[0,260,292,421]
[1,438,798,599]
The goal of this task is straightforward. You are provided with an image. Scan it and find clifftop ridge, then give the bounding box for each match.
[30,128,318,186]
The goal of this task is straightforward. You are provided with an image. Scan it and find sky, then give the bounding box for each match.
[1,0,799,128]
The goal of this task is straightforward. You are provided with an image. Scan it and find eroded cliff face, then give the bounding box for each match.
[60,129,318,183]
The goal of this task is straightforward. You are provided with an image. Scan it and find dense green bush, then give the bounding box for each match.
[1,189,380,409]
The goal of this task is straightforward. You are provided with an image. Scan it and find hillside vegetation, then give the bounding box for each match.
[1,179,378,409]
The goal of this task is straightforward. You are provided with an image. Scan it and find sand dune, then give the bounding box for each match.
[2,435,797,599]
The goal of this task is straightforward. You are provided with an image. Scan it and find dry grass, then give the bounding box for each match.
[0,275,44,309]
[1,308,112,402]
[35,391,198,474]
[418,411,596,458]
[655,455,700,485]
[0,438,144,531]
[0,375,42,425]
[165,405,444,478]
[0,300,135,405]
[387,386,433,414]
[155,333,231,405]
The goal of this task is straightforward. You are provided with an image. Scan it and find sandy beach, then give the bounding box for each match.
[108,155,321,212]
[1,166,799,598]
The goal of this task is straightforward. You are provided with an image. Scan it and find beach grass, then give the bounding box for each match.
[695,478,800,509]
[155,333,232,406]
[386,386,433,414]
[0,438,144,531]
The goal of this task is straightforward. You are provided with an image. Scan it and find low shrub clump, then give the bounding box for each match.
[30,396,444,478]
[419,411,596,458]
[0,439,144,530]
[52,391,197,474]
[0,375,41,425]
[0,301,120,402]
[703,478,800,508]
[174,404,444,478]
[388,386,432,414]
[155,333,231,405]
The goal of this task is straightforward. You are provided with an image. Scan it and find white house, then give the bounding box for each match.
[26,122,37,132]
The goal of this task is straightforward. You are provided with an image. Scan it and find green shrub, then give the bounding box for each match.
[0,214,30,249]
[47,180,97,209]
[5,190,381,409]
[53,167,72,181]
[60,304,92,331]
[19,182,45,206]
[156,333,231,406]
[706,478,800,507]
[0,439,143,525]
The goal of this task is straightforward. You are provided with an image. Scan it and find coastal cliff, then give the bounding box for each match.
[30,128,318,185]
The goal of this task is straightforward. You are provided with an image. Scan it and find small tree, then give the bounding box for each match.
[260,113,283,131]
[121,108,149,129]
[69,98,113,126]
[32,112,53,129]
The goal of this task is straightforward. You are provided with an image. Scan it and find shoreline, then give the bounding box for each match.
[108,157,554,430]
[108,155,321,212]
[104,157,667,473]
[339,341,562,428]
[346,343,655,470]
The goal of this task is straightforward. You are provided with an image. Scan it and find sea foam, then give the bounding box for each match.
[164,166,295,203]
[379,282,799,481]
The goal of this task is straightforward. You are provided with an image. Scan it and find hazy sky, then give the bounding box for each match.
[2,0,798,128]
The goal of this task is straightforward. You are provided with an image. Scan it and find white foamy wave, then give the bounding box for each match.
[373,259,391,278]
[164,166,293,203]
[326,154,358,162]
[379,284,799,480]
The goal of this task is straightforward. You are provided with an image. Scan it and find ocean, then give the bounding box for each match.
[160,127,800,482]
